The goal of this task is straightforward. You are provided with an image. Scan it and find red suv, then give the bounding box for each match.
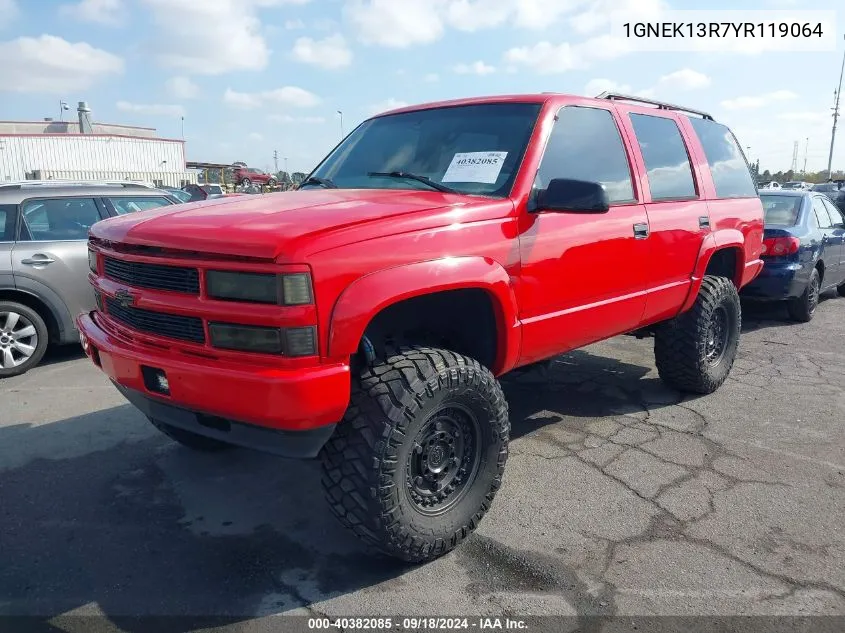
[234,166,277,187]
[79,92,764,563]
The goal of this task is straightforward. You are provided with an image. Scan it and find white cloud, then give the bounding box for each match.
[223,86,321,109]
[141,0,309,75]
[503,41,581,74]
[345,0,444,48]
[248,132,264,141]
[453,60,495,75]
[570,0,663,34]
[284,18,305,29]
[721,90,798,111]
[424,73,439,82]
[0,35,123,93]
[583,79,632,97]
[657,68,711,90]
[117,101,185,117]
[0,0,20,29]
[165,76,200,99]
[368,98,409,116]
[268,114,326,123]
[291,34,352,69]
[59,0,125,26]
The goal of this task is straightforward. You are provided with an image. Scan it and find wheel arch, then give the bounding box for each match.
[680,232,746,314]
[0,286,66,344]
[327,257,521,375]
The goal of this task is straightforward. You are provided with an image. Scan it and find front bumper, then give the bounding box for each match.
[77,311,350,456]
[741,261,807,300]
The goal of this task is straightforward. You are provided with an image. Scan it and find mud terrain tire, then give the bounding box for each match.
[321,346,509,562]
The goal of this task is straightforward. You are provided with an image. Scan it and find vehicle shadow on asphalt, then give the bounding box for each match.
[39,344,86,368]
[740,290,839,332]
[0,349,686,630]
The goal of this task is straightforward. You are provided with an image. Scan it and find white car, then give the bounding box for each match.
[758,181,780,190]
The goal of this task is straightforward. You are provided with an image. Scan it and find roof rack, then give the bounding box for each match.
[595,92,714,120]
[0,180,155,190]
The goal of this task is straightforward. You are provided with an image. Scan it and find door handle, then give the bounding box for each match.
[21,255,55,266]
[699,216,711,229]
[633,223,650,239]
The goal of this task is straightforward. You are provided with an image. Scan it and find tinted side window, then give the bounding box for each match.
[108,196,173,215]
[812,197,833,229]
[629,114,696,201]
[537,106,634,204]
[0,204,16,241]
[822,197,845,227]
[689,118,756,198]
[19,197,101,241]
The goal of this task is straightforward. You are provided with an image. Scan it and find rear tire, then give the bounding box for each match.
[320,346,509,562]
[836,279,845,297]
[149,418,235,452]
[240,178,252,188]
[655,275,741,395]
[267,178,277,188]
[0,301,49,378]
[787,268,820,322]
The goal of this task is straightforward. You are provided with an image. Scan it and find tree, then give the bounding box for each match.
[762,169,771,181]
[276,171,291,184]
[291,172,307,184]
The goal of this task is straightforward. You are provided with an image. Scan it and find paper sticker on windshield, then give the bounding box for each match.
[442,151,508,184]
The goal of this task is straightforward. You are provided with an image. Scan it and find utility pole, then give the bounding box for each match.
[284,157,288,174]
[803,137,809,175]
[337,110,344,139]
[273,150,279,173]
[827,34,845,180]
[790,140,799,174]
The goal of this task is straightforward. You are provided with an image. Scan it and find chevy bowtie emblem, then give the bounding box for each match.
[113,289,136,308]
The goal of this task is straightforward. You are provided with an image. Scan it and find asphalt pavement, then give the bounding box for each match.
[2,294,845,631]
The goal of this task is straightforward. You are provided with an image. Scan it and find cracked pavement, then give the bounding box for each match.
[1,295,844,627]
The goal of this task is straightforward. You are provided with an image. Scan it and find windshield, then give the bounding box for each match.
[306,103,542,197]
[761,194,802,225]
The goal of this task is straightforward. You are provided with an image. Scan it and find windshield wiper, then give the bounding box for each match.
[367,171,458,194]
[300,176,337,189]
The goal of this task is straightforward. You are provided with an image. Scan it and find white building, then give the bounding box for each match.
[0,102,196,187]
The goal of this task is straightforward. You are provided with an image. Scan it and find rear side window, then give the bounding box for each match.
[108,196,173,215]
[822,197,845,228]
[0,204,15,241]
[812,197,833,229]
[689,118,757,198]
[537,106,634,204]
[19,197,101,241]
[760,195,802,225]
[629,113,696,201]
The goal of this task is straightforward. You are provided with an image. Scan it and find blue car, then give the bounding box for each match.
[742,190,845,321]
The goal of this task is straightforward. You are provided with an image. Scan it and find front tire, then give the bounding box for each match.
[240,178,252,188]
[655,275,741,395]
[149,418,235,452]
[0,301,49,378]
[787,267,820,322]
[267,178,277,188]
[320,346,509,562]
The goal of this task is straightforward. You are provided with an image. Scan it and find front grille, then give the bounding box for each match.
[105,297,205,344]
[104,257,200,295]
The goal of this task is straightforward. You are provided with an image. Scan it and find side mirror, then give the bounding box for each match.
[536,178,610,213]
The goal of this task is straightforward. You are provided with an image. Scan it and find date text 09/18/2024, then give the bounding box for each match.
[307,617,528,631]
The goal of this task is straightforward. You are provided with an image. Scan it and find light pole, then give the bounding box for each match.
[825,34,845,180]
[284,157,288,174]
[180,116,185,140]
[337,110,344,139]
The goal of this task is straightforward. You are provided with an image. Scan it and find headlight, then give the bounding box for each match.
[208,323,317,356]
[206,271,313,305]
[209,322,285,354]
[88,248,98,273]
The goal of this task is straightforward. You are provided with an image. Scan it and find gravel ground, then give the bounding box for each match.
[1,294,844,631]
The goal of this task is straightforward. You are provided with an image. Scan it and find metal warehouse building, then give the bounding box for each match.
[0,102,196,187]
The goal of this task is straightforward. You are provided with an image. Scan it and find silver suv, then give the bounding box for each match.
[0,181,180,377]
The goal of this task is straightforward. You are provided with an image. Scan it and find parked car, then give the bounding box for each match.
[741,190,845,321]
[79,92,764,562]
[0,181,180,377]
[162,187,192,203]
[182,183,226,202]
[782,181,812,191]
[233,166,277,188]
[758,181,781,190]
[811,181,845,212]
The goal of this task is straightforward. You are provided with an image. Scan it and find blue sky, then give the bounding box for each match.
[0,0,842,175]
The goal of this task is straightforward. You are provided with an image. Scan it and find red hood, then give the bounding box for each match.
[90,189,469,260]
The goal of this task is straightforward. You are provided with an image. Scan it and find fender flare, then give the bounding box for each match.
[328,256,521,375]
[680,229,745,313]
[1,280,74,343]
